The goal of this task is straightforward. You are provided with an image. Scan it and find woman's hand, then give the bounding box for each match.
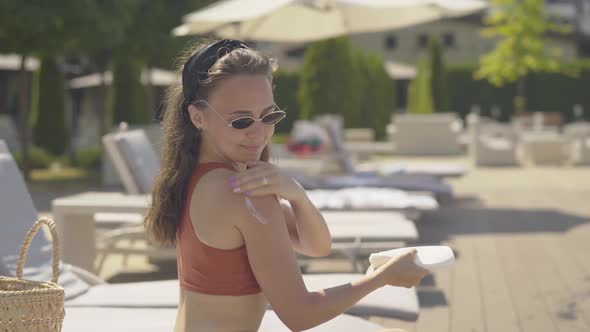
[229,161,305,202]
[375,249,430,288]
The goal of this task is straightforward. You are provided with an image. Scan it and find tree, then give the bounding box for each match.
[407,59,435,115]
[298,38,363,127]
[109,57,149,126]
[110,0,215,125]
[428,36,450,112]
[32,56,67,155]
[357,53,396,140]
[0,1,87,178]
[475,0,575,114]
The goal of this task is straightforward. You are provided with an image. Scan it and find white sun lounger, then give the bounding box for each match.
[64,276,419,321]
[0,145,420,321]
[105,128,451,199]
[62,307,386,332]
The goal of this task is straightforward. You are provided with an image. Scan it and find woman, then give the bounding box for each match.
[145,39,428,332]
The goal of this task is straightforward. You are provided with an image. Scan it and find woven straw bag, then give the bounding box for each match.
[0,217,65,331]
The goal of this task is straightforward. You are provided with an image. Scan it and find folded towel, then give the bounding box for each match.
[368,246,455,270]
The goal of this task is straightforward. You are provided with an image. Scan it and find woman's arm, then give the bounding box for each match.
[231,161,331,257]
[218,168,428,331]
[281,193,331,257]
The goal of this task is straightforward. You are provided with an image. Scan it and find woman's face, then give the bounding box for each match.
[191,74,276,164]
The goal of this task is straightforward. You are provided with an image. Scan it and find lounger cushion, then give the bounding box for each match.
[65,275,419,321]
[292,173,453,197]
[307,187,437,211]
[0,154,91,299]
[0,140,8,153]
[113,130,159,194]
[62,308,384,332]
[322,211,418,242]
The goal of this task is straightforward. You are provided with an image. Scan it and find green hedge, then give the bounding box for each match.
[273,70,300,134]
[75,147,102,169]
[447,60,590,122]
[13,146,57,169]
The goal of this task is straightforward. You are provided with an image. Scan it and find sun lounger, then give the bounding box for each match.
[0,152,93,300]
[106,128,452,198]
[62,307,386,332]
[0,140,8,153]
[316,114,467,178]
[64,275,419,321]
[0,146,420,321]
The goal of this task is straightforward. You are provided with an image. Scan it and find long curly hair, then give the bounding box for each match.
[145,41,277,245]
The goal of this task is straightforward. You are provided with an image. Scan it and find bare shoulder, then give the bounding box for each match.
[189,168,246,249]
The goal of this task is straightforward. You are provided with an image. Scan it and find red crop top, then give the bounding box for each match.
[176,162,261,295]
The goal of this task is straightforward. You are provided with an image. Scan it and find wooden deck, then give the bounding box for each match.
[370,166,590,332]
[35,162,590,332]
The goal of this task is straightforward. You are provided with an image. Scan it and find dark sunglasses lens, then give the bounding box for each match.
[232,118,255,129]
[262,112,286,125]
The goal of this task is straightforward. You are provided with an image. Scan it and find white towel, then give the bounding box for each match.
[369,246,455,270]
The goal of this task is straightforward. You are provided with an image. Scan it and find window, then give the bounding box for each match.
[442,32,455,48]
[417,34,429,49]
[285,46,307,59]
[384,35,398,50]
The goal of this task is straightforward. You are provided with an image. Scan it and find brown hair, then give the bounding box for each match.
[145,41,277,245]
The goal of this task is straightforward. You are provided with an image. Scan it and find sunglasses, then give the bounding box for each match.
[195,100,286,129]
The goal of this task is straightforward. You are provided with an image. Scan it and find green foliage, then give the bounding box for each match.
[33,56,67,155]
[428,36,449,112]
[273,70,301,134]
[75,147,102,169]
[475,0,577,112]
[109,57,149,126]
[298,37,363,127]
[408,59,435,115]
[13,146,56,170]
[357,53,396,140]
[447,61,590,122]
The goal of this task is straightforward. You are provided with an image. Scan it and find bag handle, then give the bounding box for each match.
[16,217,60,284]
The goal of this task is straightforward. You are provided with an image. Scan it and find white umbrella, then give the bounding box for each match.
[173,0,488,43]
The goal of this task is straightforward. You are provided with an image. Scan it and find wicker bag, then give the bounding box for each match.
[0,217,65,331]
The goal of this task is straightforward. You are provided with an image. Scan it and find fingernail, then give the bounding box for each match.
[244,191,250,196]
[233,187,240,193]
[229,178,237,187]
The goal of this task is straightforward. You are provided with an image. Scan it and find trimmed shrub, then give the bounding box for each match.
[109,57,149,126]
[357,53,396,140]
[13,146,56,169]
[408,59,435,114]
[32,56,67,155]
[428,36,450,112]
[298,37,363,127]
[273,70,300,134]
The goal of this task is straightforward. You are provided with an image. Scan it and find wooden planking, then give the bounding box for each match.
[540,232,590,328]
[495,232,556,332]
[475,233,520,332]
[515,229,589,332]
[414,239,453,332]
[448,228,485,331]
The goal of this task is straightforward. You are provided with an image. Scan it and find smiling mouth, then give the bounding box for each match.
[241,145,261,151]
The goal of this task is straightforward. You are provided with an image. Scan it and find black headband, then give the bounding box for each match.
[155,39,249,121]
[182,39,249,104]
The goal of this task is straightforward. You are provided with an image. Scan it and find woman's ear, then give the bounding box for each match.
[187,103,205,130]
